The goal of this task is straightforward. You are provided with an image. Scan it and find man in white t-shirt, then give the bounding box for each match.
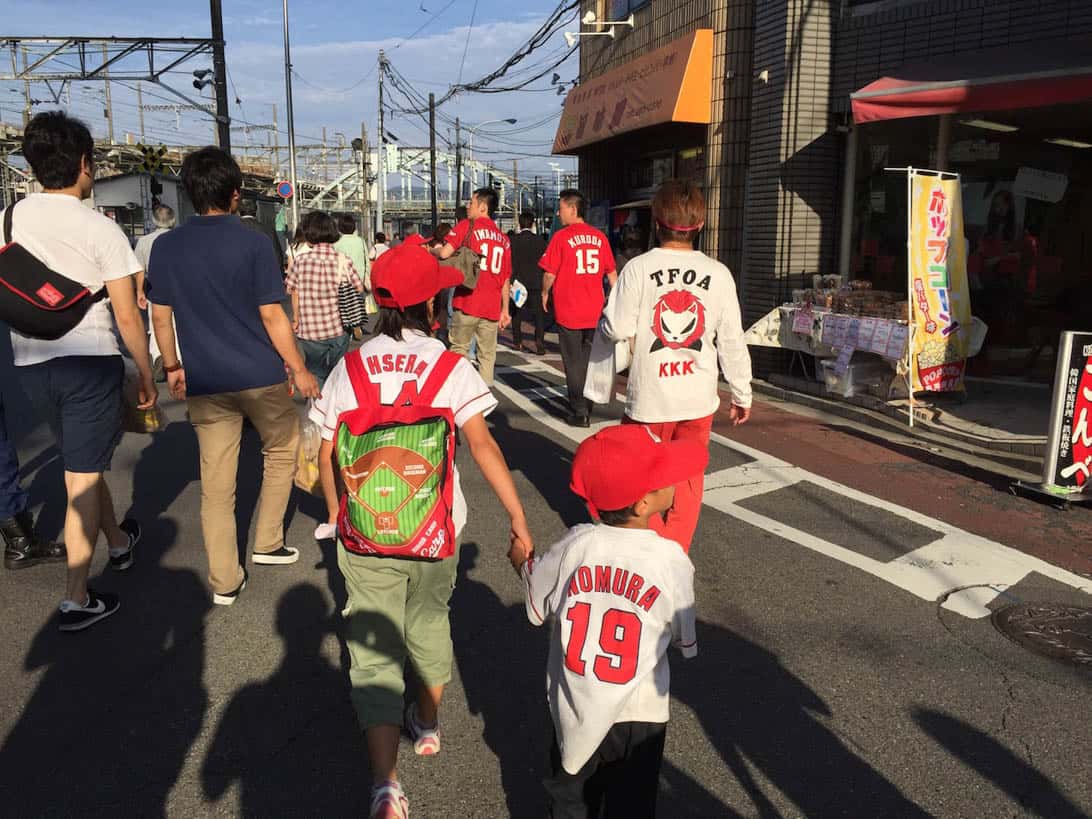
[5,111,156,632]
[134,203,177,369]
[511,424,703,818]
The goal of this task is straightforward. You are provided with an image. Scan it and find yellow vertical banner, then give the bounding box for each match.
[910,173,972,392]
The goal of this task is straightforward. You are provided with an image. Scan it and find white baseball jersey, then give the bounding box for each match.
[522,523,697,774]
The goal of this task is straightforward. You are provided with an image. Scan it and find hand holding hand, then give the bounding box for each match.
[508,536,533,576]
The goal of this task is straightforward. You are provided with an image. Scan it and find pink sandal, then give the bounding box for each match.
[405,702,441,756]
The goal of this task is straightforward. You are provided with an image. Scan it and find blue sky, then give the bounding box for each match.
[2,0,578,176]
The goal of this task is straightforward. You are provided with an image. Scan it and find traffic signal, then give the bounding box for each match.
[192,69,215,91]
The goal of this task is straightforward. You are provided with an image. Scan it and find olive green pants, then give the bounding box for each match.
[338,544,459,728]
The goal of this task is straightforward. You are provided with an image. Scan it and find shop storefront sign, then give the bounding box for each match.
[909,173,972,392]
[552,29,713,154]
[1044,332,1092,490]
[1013,167,1069,204]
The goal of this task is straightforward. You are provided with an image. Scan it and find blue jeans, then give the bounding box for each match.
[299,334,351,388]
[0,391,28,519]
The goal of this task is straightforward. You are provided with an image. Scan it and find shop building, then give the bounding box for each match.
[561,0,1092,384]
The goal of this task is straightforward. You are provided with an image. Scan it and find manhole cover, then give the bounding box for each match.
[991,603,1092,668]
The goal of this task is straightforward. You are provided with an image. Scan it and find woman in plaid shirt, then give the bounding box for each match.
[285,212,365,387]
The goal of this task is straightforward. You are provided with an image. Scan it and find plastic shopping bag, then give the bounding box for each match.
[583,327,617,405]
[294,419,324,496]
[510,279,528,308]
[121,358,166,434]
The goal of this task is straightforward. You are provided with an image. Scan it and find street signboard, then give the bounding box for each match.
[1044,331,1092,491]
[276,180,294,199]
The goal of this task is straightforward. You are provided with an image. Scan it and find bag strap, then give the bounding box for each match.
[344,349,380,408]
[416,351,461,406]
[4,199,16,245]
[459,218,476,251]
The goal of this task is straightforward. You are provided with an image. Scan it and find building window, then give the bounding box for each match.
[609,0,649,20]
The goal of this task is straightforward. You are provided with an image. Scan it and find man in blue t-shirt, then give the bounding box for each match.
[147,147,320,606]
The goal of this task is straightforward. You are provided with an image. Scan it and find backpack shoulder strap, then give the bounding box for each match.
[416,351,462,406]
[344,349,380,407]
[3,199,16,245]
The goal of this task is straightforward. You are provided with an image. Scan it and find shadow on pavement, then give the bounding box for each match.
[912,707,1089,819]
[202,583,370,817]
[0,518,210,817]
[452,542,552,818]
[673,620,932,818]
[486,407,587,529]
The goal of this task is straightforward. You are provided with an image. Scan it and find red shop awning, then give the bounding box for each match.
[851,38,1092,124]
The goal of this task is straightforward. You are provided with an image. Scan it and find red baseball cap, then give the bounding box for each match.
[570,424,709,515]
[371,244,463,309]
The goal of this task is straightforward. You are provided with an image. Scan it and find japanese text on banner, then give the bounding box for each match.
[909,175,972,392]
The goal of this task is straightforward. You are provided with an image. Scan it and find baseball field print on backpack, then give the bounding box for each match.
[335,349,460,560]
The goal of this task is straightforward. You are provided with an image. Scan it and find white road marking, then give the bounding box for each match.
[493,361,1092,619]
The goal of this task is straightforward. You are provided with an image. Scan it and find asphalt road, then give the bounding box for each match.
[0,347,1090,818]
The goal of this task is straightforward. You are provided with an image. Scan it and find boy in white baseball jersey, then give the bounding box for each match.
[511,424,706,818]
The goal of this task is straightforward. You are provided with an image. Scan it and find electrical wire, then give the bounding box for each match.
[456,0,480,87]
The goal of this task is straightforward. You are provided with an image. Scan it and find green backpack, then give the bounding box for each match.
[335,349,460,559]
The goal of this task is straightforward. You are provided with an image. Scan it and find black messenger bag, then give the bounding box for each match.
[0,200,107,339]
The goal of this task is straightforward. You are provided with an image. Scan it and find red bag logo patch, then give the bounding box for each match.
[36,283,64,307]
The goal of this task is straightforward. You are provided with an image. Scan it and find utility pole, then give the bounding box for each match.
[359,122,371,235]
[454,117,462,208]
[429,93,438,232]
[100,45,115,143]
[136,82,145,139]
[272,103,279,177]
[13,49,29,127]
[210,0,232,152]
[282,0,300,229]
[322,126,328,185]
[513,160,519,213]
[376,50,387,235]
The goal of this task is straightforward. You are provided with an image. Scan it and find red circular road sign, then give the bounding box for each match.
[276,180,294,199]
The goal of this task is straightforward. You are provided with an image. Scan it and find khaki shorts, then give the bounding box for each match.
[337,544,460,728]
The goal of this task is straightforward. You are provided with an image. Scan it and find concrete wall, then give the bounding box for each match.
[741,0,839,332]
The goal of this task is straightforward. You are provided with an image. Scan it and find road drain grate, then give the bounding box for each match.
[991,603,1092,668]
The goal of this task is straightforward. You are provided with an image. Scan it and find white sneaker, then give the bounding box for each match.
[314,522,337,541]
[251,546,300,565]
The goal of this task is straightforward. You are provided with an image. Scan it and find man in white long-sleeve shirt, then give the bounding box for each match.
[601,179,753,552]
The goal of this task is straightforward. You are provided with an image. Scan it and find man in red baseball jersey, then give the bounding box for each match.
[433,188,512,386]
[540,189,617,427]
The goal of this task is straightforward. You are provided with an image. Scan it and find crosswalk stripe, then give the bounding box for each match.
[492,360,1092,619]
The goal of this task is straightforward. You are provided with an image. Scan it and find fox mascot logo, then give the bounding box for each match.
[650,289,706,352]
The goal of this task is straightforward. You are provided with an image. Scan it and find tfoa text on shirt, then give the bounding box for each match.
[364,353,430,377]
[568,564,662,612]
[648,268,712,290]
[566,233,605,249]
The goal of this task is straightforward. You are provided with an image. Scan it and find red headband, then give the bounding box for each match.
[657,219,703,232]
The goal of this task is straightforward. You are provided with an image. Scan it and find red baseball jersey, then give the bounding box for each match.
[447,217,512,322]
[540,223,617,329]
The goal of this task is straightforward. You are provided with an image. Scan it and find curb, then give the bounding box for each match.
[753,377,1045,477]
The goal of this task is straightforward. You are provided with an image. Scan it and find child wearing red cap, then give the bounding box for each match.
[510,424,705,818]
[310,243,534,819]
